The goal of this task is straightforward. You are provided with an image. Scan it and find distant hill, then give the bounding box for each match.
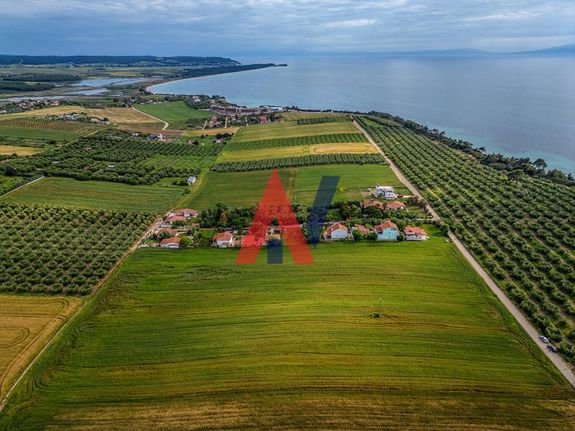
[0,55,240,66]
[512,43,575,56]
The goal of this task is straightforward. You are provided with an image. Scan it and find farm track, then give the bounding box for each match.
[132,107,169,130]
[0,216,163,413]
[354,118,575,388]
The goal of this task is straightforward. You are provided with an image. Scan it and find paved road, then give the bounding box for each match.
[354,119,575,388]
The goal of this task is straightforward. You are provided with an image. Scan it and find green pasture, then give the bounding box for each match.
[1,177,185,212]
[134,101,212,129]
[2,241,573,429]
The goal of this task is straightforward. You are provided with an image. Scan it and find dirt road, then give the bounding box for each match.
[354,119,575,388]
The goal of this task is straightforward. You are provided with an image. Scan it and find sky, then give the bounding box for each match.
[0,0,574,56]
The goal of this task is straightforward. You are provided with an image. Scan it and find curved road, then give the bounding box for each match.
[132,107,169,130]
[354,119,575,388]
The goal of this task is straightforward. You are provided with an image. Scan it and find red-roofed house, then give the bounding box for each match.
[323,223,349,241]
[353,224,370,236]
[361,199,384,209]
[404,226,429,241]
[374,219,399,241]
[213,231,234,248]
[386,201,406,211]
[162,215,187,228]
[160,237,181,249]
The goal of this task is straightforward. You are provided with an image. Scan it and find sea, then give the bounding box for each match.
[150,55,575,174]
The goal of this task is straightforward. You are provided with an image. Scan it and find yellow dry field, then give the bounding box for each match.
[183,127,240,136]
[0,295,82,400]
[2,106,159,125]
[0,146,44,156]
[281,111,347,121]
[218,142,377,162]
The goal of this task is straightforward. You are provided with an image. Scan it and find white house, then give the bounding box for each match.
[187,176,197,186]
[323,223,349,241]
[404,226,429,241]
[174,208,199,218]
[160,237,181,249]
[373,185,396,200]
[374,219,399,241]
[213,231,234,248]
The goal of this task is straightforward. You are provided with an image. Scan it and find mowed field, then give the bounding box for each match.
[0,145,45,156]
[2,241,574,430]
[134,101,212,129]
[0,295,82,402]
[1,177,185,212]
[232,121,359,142]
[185,164,406,208]
[1,106,160,125]
[217,142,376,162]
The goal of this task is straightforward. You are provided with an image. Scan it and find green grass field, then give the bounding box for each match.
[0,127,79,142]
[184,164,406,209]
[134,102,212,129]
[293,164,408,205]
[183,169,296,209]
[1,177,185,212]
[232,121,359,142]
[2,240,573,430]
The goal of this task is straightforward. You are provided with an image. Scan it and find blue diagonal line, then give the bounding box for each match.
[307,175,340,245]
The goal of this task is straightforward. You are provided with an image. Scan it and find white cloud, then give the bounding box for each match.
[323,19,377,29]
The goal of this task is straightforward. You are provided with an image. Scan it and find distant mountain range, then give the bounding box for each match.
[0,55,240,66]
[376,44,575,58]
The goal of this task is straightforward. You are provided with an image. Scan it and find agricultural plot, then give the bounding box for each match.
[225,133,368,151]
[184,169,296,209]
[293,164,408,205]
[232,121,359,142]
[183,127,239,137]
[280,111,347,121]
[0,126,79,142]
[1,177,185,213]
[4,131,205,185]
[217,142,376,162]
[359,116,575,364]
[1,106,160,125]
[0,145,44,156]
[0,295,82,401]
[0,118,104,134]
[0,203,154,295]
[134,101,212,129]
[143,154,217,170]
[211,153,385,172]
[2,243,574,429]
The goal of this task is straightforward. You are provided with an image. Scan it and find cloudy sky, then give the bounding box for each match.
[0,0,574,56]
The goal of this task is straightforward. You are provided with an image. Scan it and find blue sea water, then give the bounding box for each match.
[151,56,575,174]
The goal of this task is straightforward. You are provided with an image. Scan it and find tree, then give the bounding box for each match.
[533,158,547,171]
[179,236,192,249]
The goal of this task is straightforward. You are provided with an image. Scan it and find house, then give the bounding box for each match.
[162,215,187,228]
[353,224,371,236]
[386,200,406,211]
[404,226,429,241]
[373,185,396,200]
[323,223,349,241]
[213,231,234,248]
[174,208,198,218]
[374,219,399,241]
[361,199,384,209]
[187,176,197,186]
[160,237,181,249]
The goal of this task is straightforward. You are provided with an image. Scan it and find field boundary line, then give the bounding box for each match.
[0,175,45,199]
[0,216,162,413]
[131,107,169,130]
[354,117,575,389]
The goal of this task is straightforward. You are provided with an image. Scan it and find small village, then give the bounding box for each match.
[142,184,431,250]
